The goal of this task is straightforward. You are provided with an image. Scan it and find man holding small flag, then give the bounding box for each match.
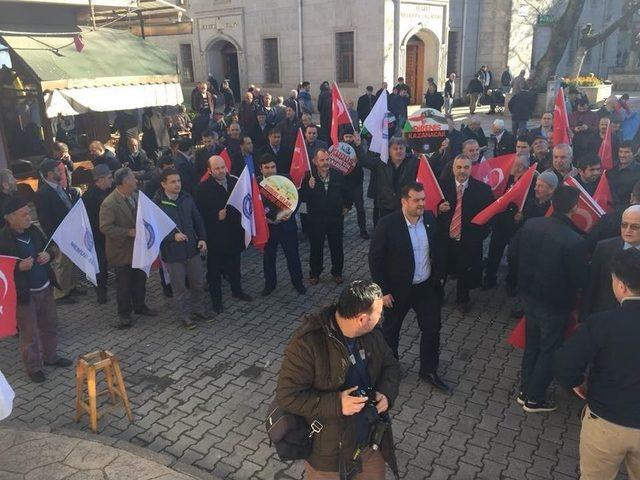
[100,168,158,329]
[0,196,71,383]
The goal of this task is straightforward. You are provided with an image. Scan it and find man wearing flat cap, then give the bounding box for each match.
[35,157,83,305]
[0,196,72,382]
[82,164,113,304]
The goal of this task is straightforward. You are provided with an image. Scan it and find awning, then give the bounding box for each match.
[1,26,183,117]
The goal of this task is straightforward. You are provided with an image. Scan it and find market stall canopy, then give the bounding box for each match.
[1,26,183,118]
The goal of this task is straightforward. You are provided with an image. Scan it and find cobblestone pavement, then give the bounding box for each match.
[0,114,628,479]
[0,425,201,479]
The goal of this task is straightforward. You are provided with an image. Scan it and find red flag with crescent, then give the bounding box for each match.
[416,154,444,215]
[0,256,18,339]
[471,154,516,198]
[471,163,537,226]
[563,176,604,232]
[330,83,353,146]
[508,306,580,349]
[593,171,614,213]
[598,122,614,170]
[200,148,232,183]
[553,86,571,147]
[290,129,311,189]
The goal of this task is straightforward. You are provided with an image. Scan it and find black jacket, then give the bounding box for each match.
[492,131,516,157]
[277,117,300,149]
[195,175,244,253]
[585,208,624,252]
[357,93,375,125]
[424,91,444,111]
[606,162,640,209]
[444,79,455,99]
[299,170,352,217]
[360,154,420,215]
[121,149,152,179]
[437,177,493,287]
[92,149,121,172]
[155,191,206,262]
[173,151,198,194]
[508,214,588,309]
[194,145,223,180]
[35,181,79,237]
[82,184,111,248]
[555,299,640,429]
[507,91,536,122]
[580,237,625,320]
[467,78,484,94]
[369,210,443,305]
[0,225,57,305]
[257,144,293,175]
[462,125,488,149]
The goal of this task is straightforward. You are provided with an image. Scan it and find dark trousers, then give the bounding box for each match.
[17,287,58,374]
[512,120,528,136]
[207,250,242,307]
[264,224,303,289]
[372,199,379,226]
[446,239,470,304]
[309,214,344,278]
[521,295,570,403]
[95,242,108,295]
[352,183,367,233]
[485,224,512,282]
[115,265,147,316]
[382,278,442,373]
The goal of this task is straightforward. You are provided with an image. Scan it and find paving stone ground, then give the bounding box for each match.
[0,108,629,479]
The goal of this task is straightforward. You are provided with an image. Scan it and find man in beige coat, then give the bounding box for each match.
[99,168,157,329]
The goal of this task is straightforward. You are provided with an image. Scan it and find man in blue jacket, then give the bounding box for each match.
[156,168,209,329]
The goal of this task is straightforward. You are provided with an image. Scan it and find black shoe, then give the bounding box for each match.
[232,292,253,302]
[420,372,450,393]
[71,286,87,296]
[359,231,370,240]
[523,400,557,413]
[332,275,344,285]
[56,296,77,306]
[191,312,214,323]
[182,319,197,330]
[162,285,173,298]
[44,357,72,368]
[262,286,275,297]
[516,391,527,406]
[212,304,223,314]
[96,291,108,305]
[482,278,497,291]
[113,315,132,330]
[134,306,158,317]
[294,284,307,295]
[28,371,46,383]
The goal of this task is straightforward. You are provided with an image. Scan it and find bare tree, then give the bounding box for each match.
[569,0,640,77]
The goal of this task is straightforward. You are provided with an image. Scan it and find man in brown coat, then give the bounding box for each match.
[99,168,157,329]
[276,281,400,479]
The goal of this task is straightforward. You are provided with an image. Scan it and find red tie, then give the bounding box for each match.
[449,184,463,240]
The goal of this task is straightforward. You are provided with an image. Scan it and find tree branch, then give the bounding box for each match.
[581,0,640,49]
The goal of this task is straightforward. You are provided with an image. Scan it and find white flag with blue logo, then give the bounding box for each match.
[226,167,255,248]
[362,90,390,163]
[51,199,100,286]
[132,191,176,276]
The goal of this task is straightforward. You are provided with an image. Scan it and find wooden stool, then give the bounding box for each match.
[75,350,133,433]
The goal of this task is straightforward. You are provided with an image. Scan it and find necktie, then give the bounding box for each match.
[449,185,463,240]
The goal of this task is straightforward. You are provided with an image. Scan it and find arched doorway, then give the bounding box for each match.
[206,39,241,100]
[403,28,441,105]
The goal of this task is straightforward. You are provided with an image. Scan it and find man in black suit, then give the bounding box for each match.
[437,155,493,311]
[581,205,640,320]
[194,130,222,180]
[490,118,516,157]
[509,186,588,413]
[173,138,198,194]
[195,155,252,312]
[357,86,375,127]
[369,182,448,391]
[35,158,82,305]
[257,127,293,174]
[554,248,640,480]
[299,148,351,285]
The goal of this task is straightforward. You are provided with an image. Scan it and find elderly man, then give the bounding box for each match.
[546,143,576,185]
[278,106,301,149]
[530,136,553,172]
[89,140,121,171]
[121,138,152,181]
[438,139,483,183]
[196,155,252,313]
[239,91,256,133]
[581,205,640,320]
[529,112,554,141]
[0,169,17,228]
[491,118,516,157]
[462,116,488,150]
[284,89,301,118]
[100,168,157,329]
[437,155,493,312]
[520,170,558,221]
[82,164,113,304]
[35,158,82,305]
[0,196,72,382]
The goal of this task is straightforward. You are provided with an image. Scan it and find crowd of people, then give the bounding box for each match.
[1,74,640,480]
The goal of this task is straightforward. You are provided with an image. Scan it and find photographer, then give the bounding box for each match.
[276,281,400,479]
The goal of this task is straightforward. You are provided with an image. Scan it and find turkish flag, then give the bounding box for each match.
[290,128,311,189]
[593,171,614,213]
[416,154,444,215]
[250,173,269,252]
[471,153,516,198]
[553,86,571,147]
[471,163,537,225]
[0,256,18,339]
[598,122,614,170]
[199,148,233,183]
[508,306,580,349]
[330,83,353,146]
[564,176,604,232]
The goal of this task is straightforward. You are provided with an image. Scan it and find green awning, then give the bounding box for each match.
[2,26,179,90]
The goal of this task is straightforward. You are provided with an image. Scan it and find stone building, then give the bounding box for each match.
[147,0,450,105]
